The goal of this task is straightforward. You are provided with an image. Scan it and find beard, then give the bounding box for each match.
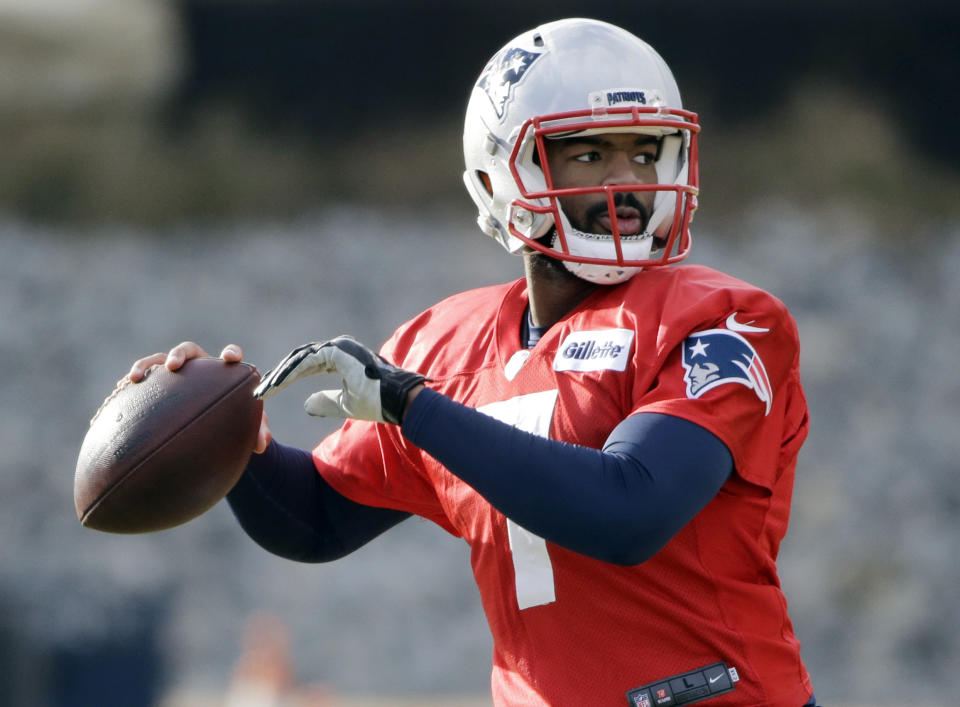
[525,246,576,281]
[580,191,651,235]
[532,191,652,252]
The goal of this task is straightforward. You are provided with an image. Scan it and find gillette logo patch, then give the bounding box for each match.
[554,329,634,372]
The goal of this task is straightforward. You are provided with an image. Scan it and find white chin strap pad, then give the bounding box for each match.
[562,259,643,285]
[551,212,652,284]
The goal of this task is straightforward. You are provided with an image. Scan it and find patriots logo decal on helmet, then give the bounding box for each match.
[681,328,773,414]
[477,47,542,119]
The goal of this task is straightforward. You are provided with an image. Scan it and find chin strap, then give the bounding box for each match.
[549,217,650,284]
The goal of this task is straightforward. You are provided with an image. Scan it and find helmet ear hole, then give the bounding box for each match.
[478,171,493,196]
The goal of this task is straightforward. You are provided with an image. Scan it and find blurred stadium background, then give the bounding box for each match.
[1,0,957,705]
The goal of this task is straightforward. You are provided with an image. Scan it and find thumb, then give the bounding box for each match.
[253,413,272,454]
[304,389,348,418]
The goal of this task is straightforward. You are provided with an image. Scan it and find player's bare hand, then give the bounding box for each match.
[127,342,272,453]
[128,342,244,382]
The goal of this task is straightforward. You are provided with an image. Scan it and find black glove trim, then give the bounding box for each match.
[379,368,428,425]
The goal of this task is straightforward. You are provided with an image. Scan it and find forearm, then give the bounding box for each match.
[227,440,410,562]
[401,389,731,565]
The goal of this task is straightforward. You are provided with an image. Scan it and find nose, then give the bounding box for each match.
[603,151,647,186]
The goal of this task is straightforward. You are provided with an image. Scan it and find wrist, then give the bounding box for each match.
[403,384,426,422]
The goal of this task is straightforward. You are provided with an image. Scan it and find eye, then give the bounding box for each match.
[573,151,601,163]
[632,150,658,165]
[633,138,663,165]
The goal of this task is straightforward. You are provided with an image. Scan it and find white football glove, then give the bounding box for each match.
[253,336,427,425]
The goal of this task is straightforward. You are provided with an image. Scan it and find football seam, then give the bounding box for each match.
[81,365,260,527]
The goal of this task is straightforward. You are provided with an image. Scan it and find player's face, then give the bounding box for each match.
[542,132,659,236]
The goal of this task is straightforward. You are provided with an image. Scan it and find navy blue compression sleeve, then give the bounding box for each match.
[226,440,410,562]
[401,388,732,565]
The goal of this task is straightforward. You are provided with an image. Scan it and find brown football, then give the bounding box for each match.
[75,358,263,533]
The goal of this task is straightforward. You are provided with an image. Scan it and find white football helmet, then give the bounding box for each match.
[463,18,700,284]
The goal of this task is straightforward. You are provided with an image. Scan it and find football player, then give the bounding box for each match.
[131,18,818,706]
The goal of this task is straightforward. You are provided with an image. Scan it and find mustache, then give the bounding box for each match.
[583,192,650,229]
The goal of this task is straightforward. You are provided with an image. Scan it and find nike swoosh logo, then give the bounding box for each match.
[726,312,769,334]
[708,673,724,684]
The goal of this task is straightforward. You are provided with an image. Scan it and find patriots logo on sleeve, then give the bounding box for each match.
[680,327,773,415]
[477,47,542,118]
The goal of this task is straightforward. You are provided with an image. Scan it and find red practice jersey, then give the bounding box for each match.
[314,264,813,706]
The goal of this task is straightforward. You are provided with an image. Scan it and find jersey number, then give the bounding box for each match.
[477,389,560,610]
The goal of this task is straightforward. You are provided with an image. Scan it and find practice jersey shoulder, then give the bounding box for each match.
[380,263,807,490]
[379,279,518,385]
[384,263,799,380]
